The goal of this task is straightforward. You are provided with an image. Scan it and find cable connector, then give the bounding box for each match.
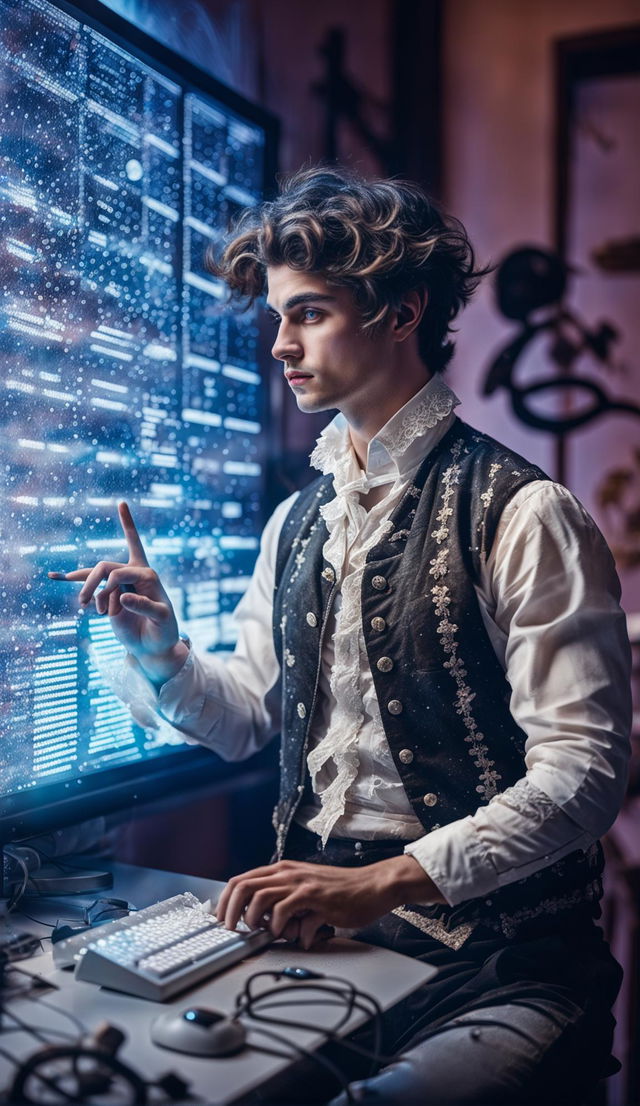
[155,1071,192,1100]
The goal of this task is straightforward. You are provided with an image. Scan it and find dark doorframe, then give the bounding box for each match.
[391,0,443,198]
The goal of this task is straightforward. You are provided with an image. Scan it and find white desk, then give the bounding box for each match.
[1,861,436,1104]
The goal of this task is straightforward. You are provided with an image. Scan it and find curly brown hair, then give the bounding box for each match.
[207,166,488,372]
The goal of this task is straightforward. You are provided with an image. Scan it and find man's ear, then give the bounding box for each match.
[392,289,428,340]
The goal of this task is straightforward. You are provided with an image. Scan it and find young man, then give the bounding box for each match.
[52,167,631,1103]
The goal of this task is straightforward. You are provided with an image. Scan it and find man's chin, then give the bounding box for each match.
[295,393,332,415]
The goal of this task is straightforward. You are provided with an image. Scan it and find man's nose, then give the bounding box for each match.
[271,322,302,363]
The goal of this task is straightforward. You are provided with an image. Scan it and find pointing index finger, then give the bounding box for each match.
[118,501,149,565]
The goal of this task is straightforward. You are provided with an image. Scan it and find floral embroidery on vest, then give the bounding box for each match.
[428,438,502,802]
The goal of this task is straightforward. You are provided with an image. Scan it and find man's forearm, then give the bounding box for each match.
[374,853,447,909]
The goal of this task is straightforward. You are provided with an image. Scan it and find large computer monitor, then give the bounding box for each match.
[0,0,279,844]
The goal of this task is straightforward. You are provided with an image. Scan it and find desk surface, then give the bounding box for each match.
[2,860,436,1104]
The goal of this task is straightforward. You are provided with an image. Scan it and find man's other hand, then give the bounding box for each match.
[48,501,186,686]
[215,855,445,950]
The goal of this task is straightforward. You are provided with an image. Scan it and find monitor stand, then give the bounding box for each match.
[26,866,113,895]
[1,845,113,899]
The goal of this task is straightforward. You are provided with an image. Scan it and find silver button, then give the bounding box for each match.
[387,699,403,715]
[296,702,306,719]
[376,656,393,673]
[306,611,318,627]
[322,566,335,582]
[371,616,386,632]
[354,841,363,853]
[423,793,438,807]
[398,748,414,765]
[372,574,387,591]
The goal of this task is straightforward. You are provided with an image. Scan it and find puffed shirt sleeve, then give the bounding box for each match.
[404,481,632,906]
[118,493,297,761]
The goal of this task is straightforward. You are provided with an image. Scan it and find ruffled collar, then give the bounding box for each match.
[302,375,459,845]
[309,374,459,491]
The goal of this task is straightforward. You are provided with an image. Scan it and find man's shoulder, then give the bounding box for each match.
[454,420,550,482]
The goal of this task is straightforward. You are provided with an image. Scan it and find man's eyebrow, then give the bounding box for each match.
[265,292,337,314]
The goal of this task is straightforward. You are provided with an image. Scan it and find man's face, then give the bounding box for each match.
[266,265,389,419]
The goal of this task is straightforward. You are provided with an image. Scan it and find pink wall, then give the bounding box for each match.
[255,0,391,176]
[443,0,640,614]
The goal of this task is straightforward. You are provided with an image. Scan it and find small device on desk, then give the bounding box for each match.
[52,891,272,1001]
[151,1007,247,1056]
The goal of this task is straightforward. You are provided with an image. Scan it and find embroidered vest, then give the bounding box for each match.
[272,419,603,941]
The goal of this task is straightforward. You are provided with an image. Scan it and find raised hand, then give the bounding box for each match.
[48,502,187,684]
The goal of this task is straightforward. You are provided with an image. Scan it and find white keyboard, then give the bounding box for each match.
[52,892,272,1001]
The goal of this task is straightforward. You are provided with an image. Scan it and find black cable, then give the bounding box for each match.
[10,1057,86,1105]
[15,910,57,930]
[1,1005,65,1046]
[245,1022,355,1104]
[236,970,389,1079]
[4,852,30,913]
[25,993,87,1037]
[0,965,56,1003]
[0,1040,86,1106]
[237,968,548,1098]
[245,973,385,1039]
[8,1045,148,1105]
[241,992,392,1068]
[0,1043,21,1067]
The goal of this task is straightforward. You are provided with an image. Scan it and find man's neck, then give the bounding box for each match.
[347,373,432,469]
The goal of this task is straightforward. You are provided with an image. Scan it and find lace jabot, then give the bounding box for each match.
[302,375,459,844]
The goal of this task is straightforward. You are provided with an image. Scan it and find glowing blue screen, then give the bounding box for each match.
[0,0,268,799]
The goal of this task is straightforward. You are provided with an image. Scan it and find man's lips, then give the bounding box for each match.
[285,371,313,386]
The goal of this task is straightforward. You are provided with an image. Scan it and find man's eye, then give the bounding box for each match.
[302,309,320,322]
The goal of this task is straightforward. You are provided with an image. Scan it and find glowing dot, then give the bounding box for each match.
[125,159,143,181]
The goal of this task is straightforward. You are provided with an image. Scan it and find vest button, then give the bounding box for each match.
[371,575,387,591]
[371,616,386,632]
[387,699,403,715]
[322,566,335,583]
[398,748,414,765]
[306,611,318,627]
[297,702,307,719]
[376,656,394,673]
[423,792,438,807]
[354,841,363,853]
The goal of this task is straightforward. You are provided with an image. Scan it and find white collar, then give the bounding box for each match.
[309,375,460,490]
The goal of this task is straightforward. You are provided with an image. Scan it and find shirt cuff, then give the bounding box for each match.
[117,650,202,745]
[404,818,498,906]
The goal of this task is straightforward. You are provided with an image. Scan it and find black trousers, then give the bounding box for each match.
[283,821,622,1105]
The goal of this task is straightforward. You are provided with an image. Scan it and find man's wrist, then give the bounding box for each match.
[137,639,190,688]
[378,853,447,908]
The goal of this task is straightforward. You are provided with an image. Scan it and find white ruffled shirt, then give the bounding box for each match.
[121,376,631,907]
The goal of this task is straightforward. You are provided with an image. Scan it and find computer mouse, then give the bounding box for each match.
[151,1007,247,1057]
